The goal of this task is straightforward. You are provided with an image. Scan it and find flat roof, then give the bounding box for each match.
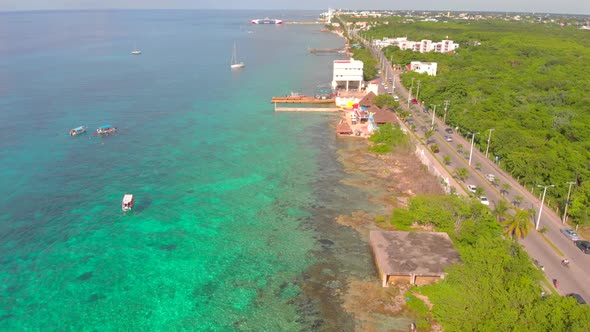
[370,231,460,276]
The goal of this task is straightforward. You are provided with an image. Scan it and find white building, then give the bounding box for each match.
[410,61,438,76]
[375,37,459,54]
[331,58,364,91]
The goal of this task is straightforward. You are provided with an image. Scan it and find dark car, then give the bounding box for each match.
[566,293,587,305]
[575,240,590,254]
[445,128,454,134]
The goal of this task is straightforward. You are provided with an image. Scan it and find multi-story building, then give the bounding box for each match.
[331,58,364,91]
[409,61,438,76]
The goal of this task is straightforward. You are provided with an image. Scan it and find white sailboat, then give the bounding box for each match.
[230,42,245,69]
[131,44,141,55]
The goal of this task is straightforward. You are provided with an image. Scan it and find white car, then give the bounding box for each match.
[480,196,490,206]
[467,185,477,193]
[485,174,495,182]
[445,135,453,142]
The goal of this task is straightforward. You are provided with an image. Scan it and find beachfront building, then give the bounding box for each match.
[409,61,438,76]
[370,231,460,287]
[331,58,364,92]
[374,37,459,54]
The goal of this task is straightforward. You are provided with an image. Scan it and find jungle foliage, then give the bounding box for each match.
[368,123,410,154]
[351,46,378,81]
[360,19,590,227]
[391,195,590,330]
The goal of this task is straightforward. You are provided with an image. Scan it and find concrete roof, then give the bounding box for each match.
[370,231,460,276]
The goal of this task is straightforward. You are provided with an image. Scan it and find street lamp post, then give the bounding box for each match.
[468,132,478,166]
[431,104,439,129]
[407,86,413,108]
[562,181,576,224]
[485,128,495,158]
[415,80,422,101]
[443,100,450,124]
[536,184,555,231]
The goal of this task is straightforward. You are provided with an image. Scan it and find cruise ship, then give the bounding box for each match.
[250,18,283,24]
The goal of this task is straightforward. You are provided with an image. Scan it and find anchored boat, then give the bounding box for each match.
[69,126,87,136]
[96,125,117,135]
[122,194,134,212]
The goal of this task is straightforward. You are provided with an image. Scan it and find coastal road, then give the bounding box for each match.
[349,29,590,301]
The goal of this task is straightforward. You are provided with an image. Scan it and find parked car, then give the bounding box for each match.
[411,99,418,104]
[467,185,477,193]
[480,196,490,206]
[485,174,496,182]
[445,128,454,134]
[560,228,580,242]
[566,293,587,305]
[444,135,453,142]
[575,240,590,254]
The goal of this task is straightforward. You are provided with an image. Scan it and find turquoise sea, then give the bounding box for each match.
[0,10,402,330]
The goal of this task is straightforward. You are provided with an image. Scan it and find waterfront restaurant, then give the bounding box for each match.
[369,231,460,287]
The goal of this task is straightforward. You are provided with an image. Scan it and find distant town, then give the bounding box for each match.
[320,9,590,30]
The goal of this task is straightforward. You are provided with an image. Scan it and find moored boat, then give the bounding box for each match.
[69,126,87,136]
[250,18,283,24]
[96,125,117,135]
[122,194,134,212]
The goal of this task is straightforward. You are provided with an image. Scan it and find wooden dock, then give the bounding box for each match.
[275,106,341,112]
[271,97,335,104]
[308,48,346,54]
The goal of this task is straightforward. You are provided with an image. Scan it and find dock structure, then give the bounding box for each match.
[274,104,340,112]
[308,47,346,54]
[285,21,325,25]
[271,96,335,104]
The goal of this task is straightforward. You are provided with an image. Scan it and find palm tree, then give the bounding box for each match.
[513,195,524,207]
[502,209,531,240]
[501,183,512,196]
[455,167,469,181]
[493,200,509,222]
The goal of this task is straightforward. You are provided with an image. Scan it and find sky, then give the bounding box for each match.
[0,0,588,15]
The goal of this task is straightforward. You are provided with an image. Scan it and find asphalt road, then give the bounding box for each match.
[351,30,590,301]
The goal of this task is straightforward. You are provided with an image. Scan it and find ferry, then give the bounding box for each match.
[122,194,134,212]
[69,126,87,136]
[96,125,117,135]
[250,18,283,24]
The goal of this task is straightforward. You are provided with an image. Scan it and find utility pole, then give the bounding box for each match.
[563,181,576,224]
[536,184,555,231]
[468,132,478,167]
[415,80,422,101]
[443,100,450,124]
[407,87,413,108]
[485,128,495,158]
[431,104,439,129]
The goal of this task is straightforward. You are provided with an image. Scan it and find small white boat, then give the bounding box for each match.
[69,126,87,136]
[122,194,134,212]
[131,44,141,55]
[230,42,245,69]
[96,125,117,135]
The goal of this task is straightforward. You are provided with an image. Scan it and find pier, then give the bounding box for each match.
[275,106,341,112]
[308,47,346,54]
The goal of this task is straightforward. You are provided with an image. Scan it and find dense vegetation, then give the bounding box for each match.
[367,123,411,154]
[391,195,590,330]
[350,46,378,81]
[354,19,590,228]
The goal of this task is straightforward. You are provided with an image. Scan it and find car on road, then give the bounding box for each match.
[566,293,587,305]
[480,196,490,206]
[575,240,590,254]
[445,128,453,134]
[560,228,580,242]
[467,185,477,193]
[444,135,453,142]
[393,95,399,102]
[485,174,496,182]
